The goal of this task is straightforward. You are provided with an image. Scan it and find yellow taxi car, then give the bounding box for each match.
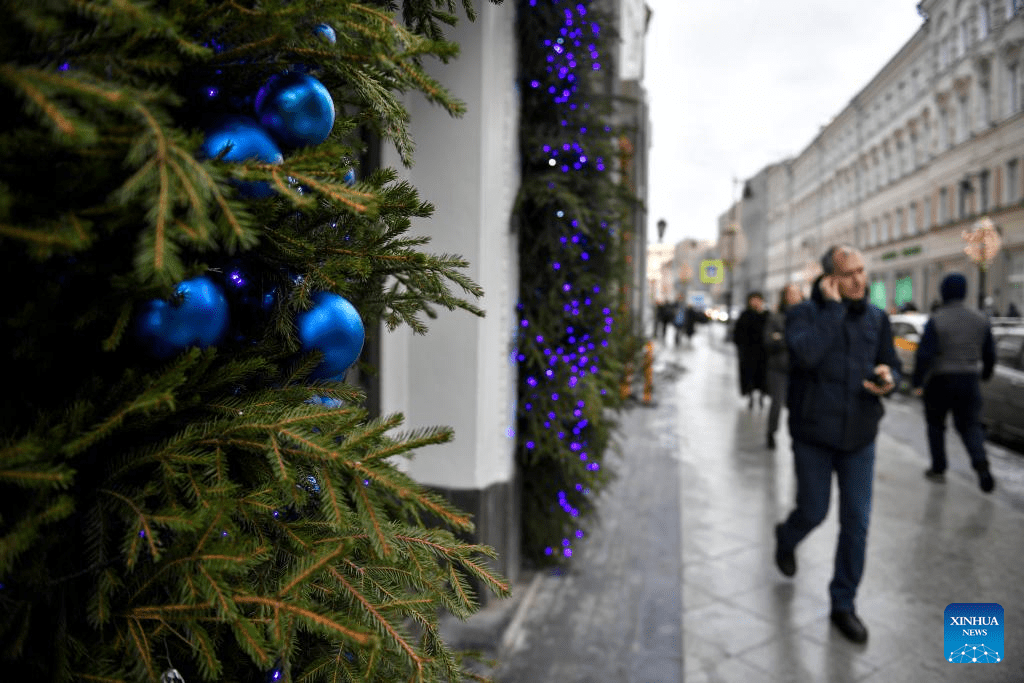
[889,313,928,391]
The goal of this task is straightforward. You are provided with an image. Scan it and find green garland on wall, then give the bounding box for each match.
[514,0,641,566]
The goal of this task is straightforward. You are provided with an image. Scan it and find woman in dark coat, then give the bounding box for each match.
[732,291,768,409]
[684,304,697,345]
[763,283,805,448]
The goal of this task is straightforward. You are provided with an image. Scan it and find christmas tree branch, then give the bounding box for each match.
[327,565,427,673]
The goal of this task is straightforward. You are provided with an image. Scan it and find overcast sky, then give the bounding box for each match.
[643,0,925,246]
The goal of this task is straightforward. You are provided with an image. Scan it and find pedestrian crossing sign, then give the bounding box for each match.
[700,260,724,284]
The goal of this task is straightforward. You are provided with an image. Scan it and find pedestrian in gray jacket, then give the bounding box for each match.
[763,283,804,449]
[911,272,996,492]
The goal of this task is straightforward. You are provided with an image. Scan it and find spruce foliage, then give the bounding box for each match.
[513,0,641,566]
[0,1,507,681]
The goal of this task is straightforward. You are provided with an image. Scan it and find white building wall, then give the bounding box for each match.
[380,3,519,492]
[733,1,1024,315]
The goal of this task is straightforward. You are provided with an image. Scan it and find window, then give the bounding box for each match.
[1008,159,1020,203]
[959,180,971,218]
[924,195,932,229]
[958,96,969,143]
[894,275,914,310]
[980,2,991,38]
[896,208,905,237]
[869,281,887,310]
[1008,64,1019,116]
[940,187,949,222]
[958,21,969,58]
[910,201,920,233]
[979,169,991,212]
[980,80,992,127]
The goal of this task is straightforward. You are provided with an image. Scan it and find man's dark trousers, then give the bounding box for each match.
[777,439,875,612]
[923,373,988,472]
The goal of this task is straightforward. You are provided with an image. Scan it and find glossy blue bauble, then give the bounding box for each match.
[255,73,335,148]
[200,116,283,198]
[135,276,229,359]
[297,292,365,380]
[343,168,356,186]
[314,24,337,44]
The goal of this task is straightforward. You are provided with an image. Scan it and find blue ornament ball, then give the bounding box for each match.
[200,116,283,198]
[135,276,230,359]
[255,73,336,148]
[343,168,356,187]
[314,24,337,45]
[297,292,365,380]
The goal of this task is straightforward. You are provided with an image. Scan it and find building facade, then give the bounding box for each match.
[743,0,1024,315]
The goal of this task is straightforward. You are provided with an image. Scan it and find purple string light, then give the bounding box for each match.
[517,0,618,562]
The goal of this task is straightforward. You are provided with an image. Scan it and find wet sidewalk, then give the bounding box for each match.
[448,324,1024,682]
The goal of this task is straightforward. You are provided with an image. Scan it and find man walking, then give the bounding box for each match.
[911,273,997,493]
[774,245,901,645]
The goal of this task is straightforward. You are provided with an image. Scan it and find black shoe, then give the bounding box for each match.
[923,469,946,483]
[766,434,776,450]
[774,524,795,577]
[830,610,868,644]
[977,466,995,493]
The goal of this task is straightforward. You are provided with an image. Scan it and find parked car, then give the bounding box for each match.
[888,312,928,391]
[980,325,1024,445]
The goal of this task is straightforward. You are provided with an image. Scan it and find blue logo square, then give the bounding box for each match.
[945,603,1003,664]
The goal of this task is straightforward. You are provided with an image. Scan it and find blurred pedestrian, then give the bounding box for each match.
[656,300,673,340]
[1007,301,1020,318]
[911,273,997,493]
[763,283,804,449]
[672,295,686,347]
[774,245,901,645]
[653,300,668,339]
[684,304,697,346]
[732,292,768,409]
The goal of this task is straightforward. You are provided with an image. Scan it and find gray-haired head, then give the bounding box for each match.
[820,245,860,276]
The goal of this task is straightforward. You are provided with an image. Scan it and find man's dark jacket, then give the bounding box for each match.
[785,276,902,453]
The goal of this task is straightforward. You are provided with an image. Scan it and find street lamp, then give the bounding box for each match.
[962,216,1002,311]
[657,218,667,243]
[721,223,737,322]
[720,222,747,322]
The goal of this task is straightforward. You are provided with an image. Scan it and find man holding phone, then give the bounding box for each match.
[773,245,901,644]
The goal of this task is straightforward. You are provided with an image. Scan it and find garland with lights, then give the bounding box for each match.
[514,0,640,565]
